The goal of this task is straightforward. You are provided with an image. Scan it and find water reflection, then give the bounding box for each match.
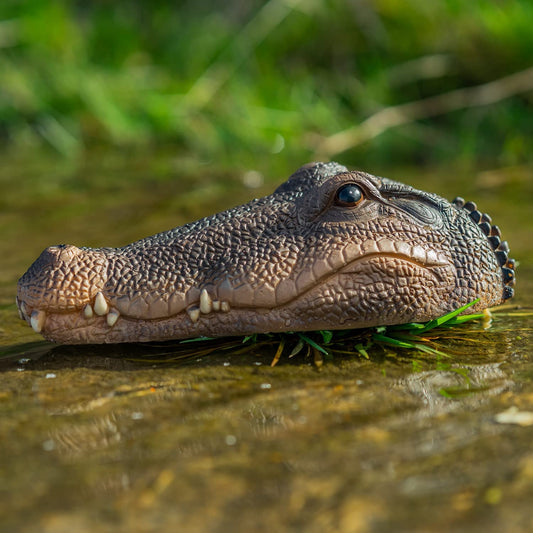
[48,413,121,458]
[398,363,513,415]
[0,157,531,531]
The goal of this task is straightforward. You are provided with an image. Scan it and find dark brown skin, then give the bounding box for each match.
[17,162,515,344]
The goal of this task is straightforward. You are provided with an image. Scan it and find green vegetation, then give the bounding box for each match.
[119,300,491,367]
[2,303,529,366]
[1,0,532,168]
[235,299,486,365]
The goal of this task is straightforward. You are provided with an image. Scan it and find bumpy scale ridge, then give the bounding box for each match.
[452,196,515,300]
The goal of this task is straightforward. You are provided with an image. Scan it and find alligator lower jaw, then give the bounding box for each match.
[19,309,202,344]
[15,303,409,345]
[18,305,310,344]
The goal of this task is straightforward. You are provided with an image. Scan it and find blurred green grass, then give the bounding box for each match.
[0,0,532,169]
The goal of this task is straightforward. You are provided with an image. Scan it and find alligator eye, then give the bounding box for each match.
[335,183,363,207]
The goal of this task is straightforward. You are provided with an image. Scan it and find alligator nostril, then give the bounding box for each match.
[35,244,82,269]
[18,243,108,313]
[49,244,83,263]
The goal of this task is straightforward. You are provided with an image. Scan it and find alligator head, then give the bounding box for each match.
[17,162,515,344]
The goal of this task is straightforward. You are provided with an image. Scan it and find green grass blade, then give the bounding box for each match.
[179,336,216,343]
[297,333,330,356]
[372,333,418,349]
[410,344,450,358]
[288,339,305,358]
[354,343,370,359]
[443,313,485,326]
[416,299,480,333]
[386,322,427,331]
[319,330,333,344]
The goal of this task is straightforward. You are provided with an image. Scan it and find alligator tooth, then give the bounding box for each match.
[94,292,109,316]
[478,221,491,235]
[221,301,230,312]
[107,309,120,327]
[19,301,27,316]
[187,306,200,323]
[463,201,477,212]
[200,289,213,314]
[212,300,221,311]
[495,250,508,266]
[18,307,23,320]
[469,210,482,223]
[30,310,46,333]
[83,304,94,318]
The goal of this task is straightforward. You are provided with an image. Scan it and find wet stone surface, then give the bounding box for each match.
[0,154,532,532]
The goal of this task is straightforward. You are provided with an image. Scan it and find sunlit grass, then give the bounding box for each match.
[127,299,522,367]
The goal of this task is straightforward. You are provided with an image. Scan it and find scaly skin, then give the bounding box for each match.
[17,162,515,344]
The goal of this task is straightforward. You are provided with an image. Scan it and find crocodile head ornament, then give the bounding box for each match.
[17,162,515,344]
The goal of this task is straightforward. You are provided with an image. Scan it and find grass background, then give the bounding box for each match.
[0,0,532,171]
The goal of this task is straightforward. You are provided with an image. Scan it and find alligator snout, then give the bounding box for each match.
[24,244,82,280]
[17,244,108,330]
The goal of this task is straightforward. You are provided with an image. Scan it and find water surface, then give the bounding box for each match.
[1,152,532,532]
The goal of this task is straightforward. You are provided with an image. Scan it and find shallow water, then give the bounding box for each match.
[0,152,532,532]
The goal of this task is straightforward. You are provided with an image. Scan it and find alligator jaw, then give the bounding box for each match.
[17,243,455,344]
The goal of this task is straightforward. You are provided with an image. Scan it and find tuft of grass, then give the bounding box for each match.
[123,299,508,367]
[263,299,484,365]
